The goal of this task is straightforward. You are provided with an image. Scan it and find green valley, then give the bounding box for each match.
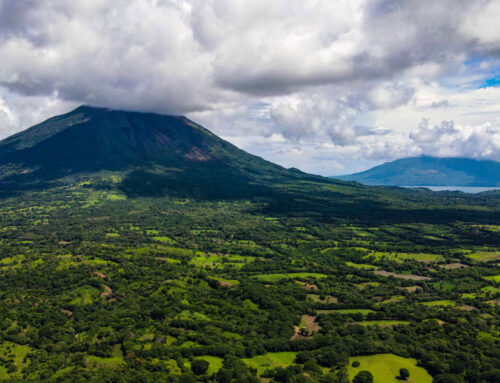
[0,107,498,382]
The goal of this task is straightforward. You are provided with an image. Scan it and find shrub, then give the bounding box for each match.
[399,367,410,380]
[353,371,373,383]
[191,359,209,375]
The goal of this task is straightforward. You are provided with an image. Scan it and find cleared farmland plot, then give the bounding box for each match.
[348,354,432,383]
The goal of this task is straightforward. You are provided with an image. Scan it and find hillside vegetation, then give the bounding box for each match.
[0,108,499,382]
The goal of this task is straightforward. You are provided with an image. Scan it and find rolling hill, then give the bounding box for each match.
[335,156,500,186]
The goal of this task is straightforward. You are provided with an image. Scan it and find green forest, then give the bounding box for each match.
[0,170,499,383]
[1,0,500,381]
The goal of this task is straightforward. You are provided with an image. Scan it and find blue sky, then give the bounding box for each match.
[483,76,500,88]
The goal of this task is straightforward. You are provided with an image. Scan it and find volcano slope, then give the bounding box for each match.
[0,106,499,382]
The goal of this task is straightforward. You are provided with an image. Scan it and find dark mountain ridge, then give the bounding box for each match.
[0,105,280,174]
[335,156,500,186]
[0,106,330,198]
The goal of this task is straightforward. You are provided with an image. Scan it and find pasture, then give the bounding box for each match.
[189,253,255,269]
[252,273,328,282]
[242,352,297,376]
[363,251,444,263]
[421,300,455,307]
[194,356,223,375]
[346,261,378,270]
[348,354,432,383]
[466,251,500,262]
[484,275,500,284]
[85,345,124,369]
[357,320,409,327]
[0,342,31,380]
[318,309,375,315]
[307,294,338,303]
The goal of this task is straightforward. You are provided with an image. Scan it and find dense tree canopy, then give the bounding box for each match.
[0,170,498,382]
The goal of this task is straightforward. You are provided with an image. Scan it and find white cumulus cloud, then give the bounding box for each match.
[0,0,500,174]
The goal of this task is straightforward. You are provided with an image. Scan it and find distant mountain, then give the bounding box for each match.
[0,106,327,198]
[334,156,500,186]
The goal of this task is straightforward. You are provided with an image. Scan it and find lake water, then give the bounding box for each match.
[403,186,500,194]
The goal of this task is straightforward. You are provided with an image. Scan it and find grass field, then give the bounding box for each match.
[52,367,75,379]
[461,293,477,299]
[179,341,200,349]
[478,331,500,341]
[242,352,297,376]
[155,257,180,264]
[253,273,328,282]
[163,359,181,374]
[466,251,500,262]
[194,356,223,375]
[471,225,500,232]
[484,275,500,284]
[153,236,176,244]
[69,286,100,305]
[348,354,432,383]
[190,254,255,269]
[307,294,338,303]
[421,300,456,307]
[86,345,124,369]
[0,255,25,270]
[56,254,115,270]
[355,282,380,289]
[346,262,378,270]
[423,318,445,325]
[0,342,31,380]
[486,299,500,306]
[357,320,409,327]
[189,254,220,267]
[364,251,444,263]
[319,309,375,315]
[379,296,404,305]
[482,286,500,294]
[208,276,240,287]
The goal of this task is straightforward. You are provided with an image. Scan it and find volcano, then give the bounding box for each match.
[0,106,320,198]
